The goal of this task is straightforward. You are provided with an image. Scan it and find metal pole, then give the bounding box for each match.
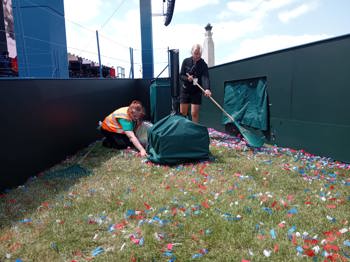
[139,0,154,79]
[129,47,134,79]
[96,30,103,78]
[167,46,170,77]
[169,49,179,113]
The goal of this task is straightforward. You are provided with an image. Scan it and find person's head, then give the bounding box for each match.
[127,100,145,121]
[191,44,202,62]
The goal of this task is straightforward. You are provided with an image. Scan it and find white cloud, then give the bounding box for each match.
[214,15,264,44]
[227,0,297,17]
[227,0,264,15]
[225,33,329,63]
[173,0,220,13]
[278,2,318,23]
[217,10,233,20]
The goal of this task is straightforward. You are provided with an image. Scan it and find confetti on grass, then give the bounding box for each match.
[0,128,349,261]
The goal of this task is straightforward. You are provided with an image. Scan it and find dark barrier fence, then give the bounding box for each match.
[202,34,350,163]
[0,78,151,191]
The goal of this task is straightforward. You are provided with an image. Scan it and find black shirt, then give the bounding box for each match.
[180,57,210,94]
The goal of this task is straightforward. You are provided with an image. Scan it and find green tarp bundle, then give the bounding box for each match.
[147,114,210,165]
[222,78,268,131]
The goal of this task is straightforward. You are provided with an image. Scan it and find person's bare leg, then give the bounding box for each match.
[191,104,200,123]
[180,103,189,117]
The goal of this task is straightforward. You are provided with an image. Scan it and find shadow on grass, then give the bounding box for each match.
[0,141,123,230]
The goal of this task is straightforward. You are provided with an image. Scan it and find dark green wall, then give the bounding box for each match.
[0,79,151,191]
[201,34,350,163]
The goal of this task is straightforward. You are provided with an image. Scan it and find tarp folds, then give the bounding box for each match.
[222,78,268,131]
[147,114,210,165]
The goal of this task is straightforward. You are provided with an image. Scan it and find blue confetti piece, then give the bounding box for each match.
[91,246,104,257]
[288,207,298,215]
[344,240,350,247]
[270,229,277,239]
[19,218,32,223]
[192,253,203,259]
[163,251,173,257]
[262,207,273,215]
[255,224,260,231]
[288,225,296,239]
[296,246,303,253]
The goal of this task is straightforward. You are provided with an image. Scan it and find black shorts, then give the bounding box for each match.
[180,91,202,105]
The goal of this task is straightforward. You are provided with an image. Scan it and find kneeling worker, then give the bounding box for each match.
[100,100,148,157]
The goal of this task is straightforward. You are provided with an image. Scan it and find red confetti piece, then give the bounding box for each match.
[304,239,318,245]
[143,202,151,210]
[274,244,279,253]
[278,222,286,228]
[323,244,339,252]
[287,195,294,202]
[171,207,177,216]
[326,205,337,209]
[201,199,210,209]
[198,184,207,190]
[305,249,315,257]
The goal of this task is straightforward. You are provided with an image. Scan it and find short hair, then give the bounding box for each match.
[128,100,145,120]
[191,44,202,55]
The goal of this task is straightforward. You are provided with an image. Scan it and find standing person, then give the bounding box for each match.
[100,100,148,157]
[179,44,212,123]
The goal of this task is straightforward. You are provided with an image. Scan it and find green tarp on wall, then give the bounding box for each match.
[222,78,268,131]
[147,114,210,165]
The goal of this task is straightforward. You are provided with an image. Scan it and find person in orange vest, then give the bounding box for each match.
[100,100,148,157]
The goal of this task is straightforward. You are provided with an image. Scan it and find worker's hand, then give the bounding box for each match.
[204,89,212,97]
[137,149,148,158]
[187,74,194,82]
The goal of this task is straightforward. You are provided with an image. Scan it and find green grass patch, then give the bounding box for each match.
[1,130,349,261]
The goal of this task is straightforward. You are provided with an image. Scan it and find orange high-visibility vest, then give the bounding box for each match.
[101,107,131,134]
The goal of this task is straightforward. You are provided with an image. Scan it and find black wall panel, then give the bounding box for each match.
[0,79,151,191]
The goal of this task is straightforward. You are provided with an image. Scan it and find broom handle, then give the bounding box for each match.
[186,73,235,122]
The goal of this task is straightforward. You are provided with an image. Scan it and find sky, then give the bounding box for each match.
[63,0,350,78]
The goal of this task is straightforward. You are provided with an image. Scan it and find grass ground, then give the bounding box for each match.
[0,128,349,262]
